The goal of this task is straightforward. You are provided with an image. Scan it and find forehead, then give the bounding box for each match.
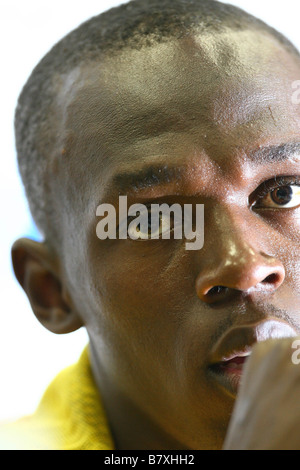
[57,29,300,195]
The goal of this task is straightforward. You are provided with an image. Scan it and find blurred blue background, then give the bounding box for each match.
[1,0,299,421]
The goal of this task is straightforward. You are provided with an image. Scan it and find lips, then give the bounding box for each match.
[208,319,297,397]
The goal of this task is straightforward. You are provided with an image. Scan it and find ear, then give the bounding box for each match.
[11,238,84,334]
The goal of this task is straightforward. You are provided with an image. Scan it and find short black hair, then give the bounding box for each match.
[15,0,300,247]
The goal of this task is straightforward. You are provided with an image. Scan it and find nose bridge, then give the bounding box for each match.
[205,205,259,262]
[196,204,285,299]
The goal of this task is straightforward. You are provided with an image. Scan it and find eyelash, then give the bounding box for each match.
[124,176,300,230]
[251,175,300,205]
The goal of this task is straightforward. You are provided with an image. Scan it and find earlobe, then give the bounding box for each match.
[11,238,84,334]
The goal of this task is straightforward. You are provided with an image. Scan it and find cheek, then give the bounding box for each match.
[266,209,300,243]
[91,240,195,317]
[85,241,208,392]
[85,240,204,369]
[264,210,300,290]
[280,252,300,300]
[87,241,223,390]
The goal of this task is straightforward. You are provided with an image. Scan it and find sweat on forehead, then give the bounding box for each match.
[14,0,300,250]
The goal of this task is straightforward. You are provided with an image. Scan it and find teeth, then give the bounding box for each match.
[233,351,252,358]
[224,351,252,361]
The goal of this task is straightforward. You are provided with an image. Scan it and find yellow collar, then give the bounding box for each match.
[1,346,115,450]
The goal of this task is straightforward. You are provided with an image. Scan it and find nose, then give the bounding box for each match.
[195,212,285,303]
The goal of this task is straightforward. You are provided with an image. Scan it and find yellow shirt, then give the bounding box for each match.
[0,346,115,450]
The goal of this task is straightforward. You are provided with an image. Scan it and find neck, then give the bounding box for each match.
[89,340,189,450]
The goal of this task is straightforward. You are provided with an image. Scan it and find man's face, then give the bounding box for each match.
[53,29,300,448]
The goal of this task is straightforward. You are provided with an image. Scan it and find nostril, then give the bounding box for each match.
[206,286,227,296]
[196,261,285,302]
[262,273,279,284]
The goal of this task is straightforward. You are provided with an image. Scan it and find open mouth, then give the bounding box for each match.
[207,318,298,397]
[209,351,252,396]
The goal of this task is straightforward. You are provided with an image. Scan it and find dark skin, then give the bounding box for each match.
[12,28,300,449]
[224,338,300,450]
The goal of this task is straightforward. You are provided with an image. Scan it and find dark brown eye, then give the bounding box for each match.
[127,211,172,240]
[270,186,293,205]
[254,184,300,209]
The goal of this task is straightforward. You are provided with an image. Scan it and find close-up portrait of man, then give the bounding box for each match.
[1,0,300,451]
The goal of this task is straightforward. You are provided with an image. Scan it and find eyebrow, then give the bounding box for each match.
[249,142,300,164]
[111,164,185,193]
[107,142,300,195]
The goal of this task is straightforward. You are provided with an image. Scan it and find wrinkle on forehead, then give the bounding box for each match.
[52,28,300,192]
[60,31,298,132]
